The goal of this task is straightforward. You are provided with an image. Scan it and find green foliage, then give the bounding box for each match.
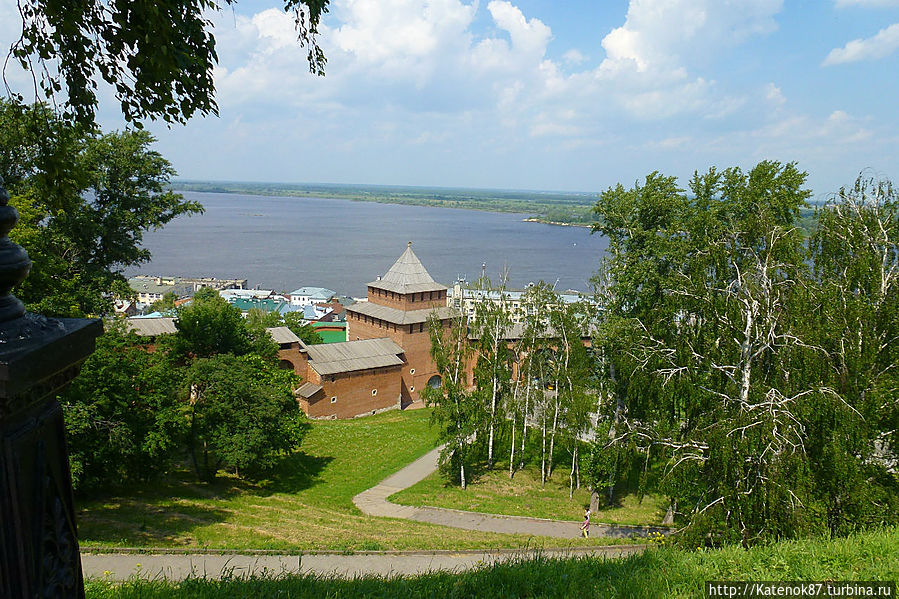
[185,353,306,481]
[245,309,325,345]
[588,164,899,546]
[61,320,184,491]
[0,100,203,316]
[6,0,328,127]
[423,312,481,488]
[148,291,178,313]
[174,288,277,360]
[283,312,325,345]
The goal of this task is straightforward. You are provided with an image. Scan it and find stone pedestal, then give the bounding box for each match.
[0,314,102,598]
[0,175,102,597]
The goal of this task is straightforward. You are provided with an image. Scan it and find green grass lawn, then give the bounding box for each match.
[76,409,622,551]
[391,464,669,525]
[85,527,899,598]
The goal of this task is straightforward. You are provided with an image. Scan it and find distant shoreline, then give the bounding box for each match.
[521,217,592,228]
[170,181,597,228]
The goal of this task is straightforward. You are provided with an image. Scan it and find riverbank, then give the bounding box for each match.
[170,180,598,227]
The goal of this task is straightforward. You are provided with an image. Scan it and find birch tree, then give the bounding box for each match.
[422,311,480,489]
[807,174,899,535]
[470,276,514,470]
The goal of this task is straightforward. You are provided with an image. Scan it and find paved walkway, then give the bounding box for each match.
[82,545,645,581]
[83,446,664,581]
[353,447,668,539]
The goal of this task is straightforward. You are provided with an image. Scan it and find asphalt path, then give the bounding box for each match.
[83,445,664,581]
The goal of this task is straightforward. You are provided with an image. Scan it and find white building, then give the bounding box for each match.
[289,287,336,306]
[447,281,588,324]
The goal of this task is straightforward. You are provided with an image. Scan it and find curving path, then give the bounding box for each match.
[81,447,662,582]
[353,447,669,539]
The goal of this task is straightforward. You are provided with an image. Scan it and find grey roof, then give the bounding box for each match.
[346,302,458,326]
[367,243,447,294]
[295,382,323,399]
[303,338,405,376]
[128,278,194,298]
[266,326,300,345]
[125,317,178,336]
[289,286,336,298]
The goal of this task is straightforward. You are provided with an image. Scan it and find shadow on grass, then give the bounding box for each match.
[75,467,258,547]
[254,451,334,496]
[76,496,232,547]
[76,450,335,547]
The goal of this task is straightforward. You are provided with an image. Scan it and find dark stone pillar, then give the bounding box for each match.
[0,176,102,598]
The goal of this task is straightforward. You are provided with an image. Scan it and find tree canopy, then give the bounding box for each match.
[588,163,899,545]
[0,100,203,316]
[6,0,329,127]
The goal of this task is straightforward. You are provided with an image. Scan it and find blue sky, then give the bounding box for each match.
[3,0,899,199]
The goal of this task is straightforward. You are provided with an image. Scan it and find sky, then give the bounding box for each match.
[2,0,899,199]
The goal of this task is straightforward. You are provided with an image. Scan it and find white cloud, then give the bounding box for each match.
[562,49,586,65]
[835,0,899,7]
[765,83,786,106]
[599,0,783,75]
[823,22,899,65]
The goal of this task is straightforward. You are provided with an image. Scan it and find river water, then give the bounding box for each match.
[128,192,609,297]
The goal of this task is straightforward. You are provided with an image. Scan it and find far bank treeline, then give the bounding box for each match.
[424,161,898,547]
[173,180,602,226]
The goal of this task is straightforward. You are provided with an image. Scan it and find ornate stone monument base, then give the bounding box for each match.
[0,176,102,598]
[0,315,101,598]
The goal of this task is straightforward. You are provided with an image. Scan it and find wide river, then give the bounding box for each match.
[128,192,609,297]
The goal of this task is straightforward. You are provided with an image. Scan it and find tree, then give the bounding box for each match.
[174,287,277,359]
[0,100,203,316]
[807,174,899,536]
[6,0,328,127]
[422,312,480,489]
[61,320,185,490]
[589,162,830,545]
[148,291,178,313]
[469,275,514,469]
[185,353,306,481]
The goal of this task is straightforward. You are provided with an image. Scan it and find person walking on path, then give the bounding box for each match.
[581,507,591,538]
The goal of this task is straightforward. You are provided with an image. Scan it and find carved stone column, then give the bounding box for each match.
[0,176,102,598]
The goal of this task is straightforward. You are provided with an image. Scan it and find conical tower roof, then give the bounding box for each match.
[368,242,447,295]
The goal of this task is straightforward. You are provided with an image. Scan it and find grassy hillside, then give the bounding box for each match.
[392,458,668,526]
[85,527,899,598]
[76,410,617,551]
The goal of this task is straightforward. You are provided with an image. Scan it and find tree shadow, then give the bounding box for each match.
[253,451,334,496]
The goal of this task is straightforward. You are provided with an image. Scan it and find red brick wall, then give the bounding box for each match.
[367,287,446,311]
[277,345,307,375]
[347,313,450,404]
[302,365,402,418]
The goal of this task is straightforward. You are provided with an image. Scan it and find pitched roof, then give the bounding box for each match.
[125,317,178,336]
[289,287,336,299]
[266,326,300,345]
[295,382,323,399]
[367,242,447,295]
[345,302,458,326]
[303,338,404,376]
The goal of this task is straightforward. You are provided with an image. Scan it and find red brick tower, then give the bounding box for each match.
[345,242,456,406]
